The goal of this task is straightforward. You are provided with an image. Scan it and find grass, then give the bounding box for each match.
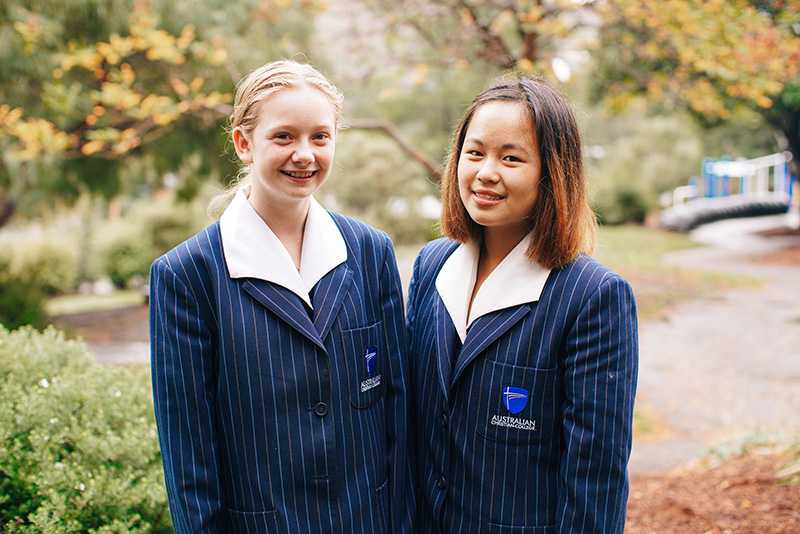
[45,290,145,317]
[398,225,760,321]
[594,225,760,320]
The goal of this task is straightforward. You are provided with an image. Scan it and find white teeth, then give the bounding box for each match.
[283,170,315,178]
[475,192,503,200]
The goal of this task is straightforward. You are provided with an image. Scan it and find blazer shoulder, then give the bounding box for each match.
[553,254,632,304]
[415,237,459,279]
[151,221,222,287]
[329,211,393,256]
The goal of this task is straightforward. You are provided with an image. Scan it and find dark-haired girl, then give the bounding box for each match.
[407,77,638,533]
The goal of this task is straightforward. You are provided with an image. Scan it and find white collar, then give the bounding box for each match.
[435,233,551,342]
[219,189,347,308]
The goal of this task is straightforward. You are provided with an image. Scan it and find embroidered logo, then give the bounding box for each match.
[361,346,381,393]
[502,386,529,414]
[365,346,377,375]
[491,386,536,431]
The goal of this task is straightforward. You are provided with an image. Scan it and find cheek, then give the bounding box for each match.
[317,145,335,166]
[457,161,474,191]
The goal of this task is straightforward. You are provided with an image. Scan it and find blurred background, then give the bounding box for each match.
[0,0,798,531]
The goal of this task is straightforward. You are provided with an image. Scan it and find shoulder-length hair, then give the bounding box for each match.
[440,76,596,270]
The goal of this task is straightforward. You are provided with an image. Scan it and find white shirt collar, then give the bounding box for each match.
[435,233,551,342]
[219,189,347,308]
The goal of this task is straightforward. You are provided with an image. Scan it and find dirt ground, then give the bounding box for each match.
[627,452,799,533]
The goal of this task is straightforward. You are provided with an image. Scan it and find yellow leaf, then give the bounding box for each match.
[171,78,189,97]
[177,25,195,49]
[190,77,205,92]
[82,141,105,155]
[120,63,136,86]
[209,48,227,65]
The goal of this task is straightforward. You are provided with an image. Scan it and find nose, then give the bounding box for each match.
[292,140,314,166]
[475,159,500,183]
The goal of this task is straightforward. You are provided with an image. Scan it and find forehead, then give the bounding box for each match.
[254,84,336,129]
[465,101,536,146]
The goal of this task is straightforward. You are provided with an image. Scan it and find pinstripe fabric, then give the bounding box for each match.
[407,238,638,534]
[149,214,414,533]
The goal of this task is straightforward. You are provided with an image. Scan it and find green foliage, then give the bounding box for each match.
[0,237,79,327]
[593,187,648,226]
[0,326,169,532]
[104,229,154,289]
[10,241,79,295]
[323,131,439,244]
[101,197,207,288]
[0,257,46,329]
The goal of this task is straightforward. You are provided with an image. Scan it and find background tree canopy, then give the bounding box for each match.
[0,0,795,233]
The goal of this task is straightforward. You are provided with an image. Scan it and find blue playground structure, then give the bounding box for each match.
[660,152,797,231]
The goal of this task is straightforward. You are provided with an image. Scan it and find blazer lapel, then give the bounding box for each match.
[241,279,326,352]
[435,296,460,401]
[311,262,354,341]
[451,305,531,387]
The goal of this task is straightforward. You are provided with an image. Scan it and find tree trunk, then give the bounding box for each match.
[0,197,15,229]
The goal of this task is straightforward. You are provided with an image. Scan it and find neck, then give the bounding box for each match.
[249,187,310,239]
[481,224,529,264]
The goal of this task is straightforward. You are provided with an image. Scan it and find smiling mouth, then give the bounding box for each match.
[281,170,317,179]
[473,191,505,201]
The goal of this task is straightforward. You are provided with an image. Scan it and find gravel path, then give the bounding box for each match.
[630,215,800,474]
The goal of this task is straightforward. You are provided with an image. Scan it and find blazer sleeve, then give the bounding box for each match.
[556,275,639,534]
[379,237,415,534]
[150,257,223,533]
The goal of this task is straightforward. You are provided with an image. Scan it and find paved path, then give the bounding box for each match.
[630,215,800,474]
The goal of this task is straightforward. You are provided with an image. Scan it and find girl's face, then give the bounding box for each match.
[234,84,336,205]
[457,100,541,240]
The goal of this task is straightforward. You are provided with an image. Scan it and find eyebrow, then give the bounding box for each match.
[464,137,528,153]
[267,124,333,132]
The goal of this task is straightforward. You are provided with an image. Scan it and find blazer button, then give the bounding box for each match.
[313,402,328,417]
[437,476,447,489]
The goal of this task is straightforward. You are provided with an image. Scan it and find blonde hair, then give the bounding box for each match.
[208,60,344,217]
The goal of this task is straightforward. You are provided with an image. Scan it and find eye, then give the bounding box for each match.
[464,149,483,158]
[313,132,330,142]
[273,132,292,142]
[503,155,523,162]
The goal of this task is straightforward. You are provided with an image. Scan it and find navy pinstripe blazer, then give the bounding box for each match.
[407,238,638,534]
[149,214,413,533]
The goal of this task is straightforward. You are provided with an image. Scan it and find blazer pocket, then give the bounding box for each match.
[340,321,385,409]
[475,359,557,446]
[225,508,278,531]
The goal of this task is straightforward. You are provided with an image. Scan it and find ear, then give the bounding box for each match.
[232,127,252,164]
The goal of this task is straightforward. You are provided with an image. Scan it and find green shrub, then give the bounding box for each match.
[0,257,47,330]
[104,230,153,290]
[0,326,170,533]
[12,241,79,296]
[101,199,207,289]
[593,186,649,225]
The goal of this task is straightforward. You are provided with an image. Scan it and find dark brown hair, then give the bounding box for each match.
[440,76,596,270]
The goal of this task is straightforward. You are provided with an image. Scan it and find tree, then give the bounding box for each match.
[0,0,324,226]
[592,0,800,166]
[320,0,601,181]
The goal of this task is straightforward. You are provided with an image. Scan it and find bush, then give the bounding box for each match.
[0,257,47,330]
[101,199,207,289]
[0,326,170,533]
[593,186,649,225]
[12,241,79,296]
